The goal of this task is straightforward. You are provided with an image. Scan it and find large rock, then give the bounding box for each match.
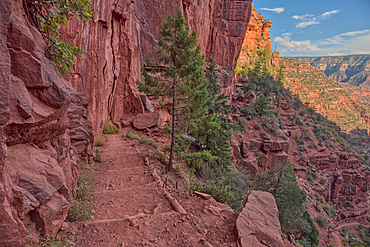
[59,0,252,134]
[133,112,160,130]
[235,191,284,247]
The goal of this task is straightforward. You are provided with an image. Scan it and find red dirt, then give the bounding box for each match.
[64,132,238,246]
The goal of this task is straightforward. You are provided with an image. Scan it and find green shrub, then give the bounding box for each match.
[316,194,324,203]
[125,129,158,148]
[314,203,322,212]
[66,201,91,222]
[322,204,336,219]
[66,162,93,222]
[93,149,102,163]
[239,118,247,130]
[103,123,119,135]
[254,123,261,130]
[94,135,107,146]
[138,136,158,148]
[190,177,235,206]
[302,129,312,141]
[200,163,248,212]
[26,235,72,247]
[315,215,328,228]
[319,178,326,185]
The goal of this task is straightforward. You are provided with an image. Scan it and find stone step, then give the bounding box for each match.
[93,165,153,191]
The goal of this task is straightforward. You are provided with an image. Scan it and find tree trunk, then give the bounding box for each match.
[167,78,176,173]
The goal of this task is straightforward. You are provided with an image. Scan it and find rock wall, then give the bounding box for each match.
[0,0,93,245]
[60,0,252,134]
[236,3,280,70]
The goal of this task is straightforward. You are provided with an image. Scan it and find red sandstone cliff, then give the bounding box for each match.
[236,3,280,69]
[0,0,93,245]
[59,0,252,134]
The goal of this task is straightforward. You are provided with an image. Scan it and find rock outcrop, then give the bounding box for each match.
[235,191,284,247]
[0,0,93,245]
[236,3,280,71]
[59,0,253,134]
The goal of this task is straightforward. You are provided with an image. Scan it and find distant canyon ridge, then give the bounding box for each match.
[290,55,370,87]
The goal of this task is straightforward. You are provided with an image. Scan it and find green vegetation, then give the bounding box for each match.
[138,9,211,173]
[23,0,93,74]
[124,129,158,148]
[340,227,366,246]
[66,162,93,222]
[253,161,319,246]
[314,215,327,228]
[190,177,235,206]
[26,235,72,247]
[282,57,370,131]
[137,10,248,211]
[93,149,102,163]
[94,135,107,146]
[103,123,119,135]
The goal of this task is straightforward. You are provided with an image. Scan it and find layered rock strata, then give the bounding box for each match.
[60,0,253,134]
[0,0,93,245]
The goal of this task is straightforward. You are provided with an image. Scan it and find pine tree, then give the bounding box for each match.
[138,9,214,173]
[204,58,232,169]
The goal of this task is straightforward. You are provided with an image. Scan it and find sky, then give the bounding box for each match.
[253,0,370,57]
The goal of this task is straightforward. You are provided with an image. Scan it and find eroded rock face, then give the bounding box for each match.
[0,0,93,245]
[236,3,280,76]
[235,191,284,247]
[60,0,252,134]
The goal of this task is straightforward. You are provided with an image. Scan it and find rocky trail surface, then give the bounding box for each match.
[65,132,238,246]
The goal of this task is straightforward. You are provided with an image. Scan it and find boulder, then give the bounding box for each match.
[235,191,284,247]
[133,113,160,130]
[243,90,256,103]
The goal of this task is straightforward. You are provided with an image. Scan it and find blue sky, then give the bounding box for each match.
[253,0,370,57]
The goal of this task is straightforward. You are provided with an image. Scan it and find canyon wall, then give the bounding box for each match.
[0,0,93,246]
[60,0,253,134]
[292,55,370,87]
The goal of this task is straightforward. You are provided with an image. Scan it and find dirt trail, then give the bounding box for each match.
[66,133,237,246]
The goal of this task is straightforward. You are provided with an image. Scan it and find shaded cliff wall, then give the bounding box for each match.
[0,0,93,245]
[60,0,252,134]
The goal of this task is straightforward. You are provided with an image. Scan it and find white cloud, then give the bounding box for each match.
[274,36,321,53]
[292,10,340,29]
[319,30,370,45]
[296,20,320,29]
[321,10,340,18]
[318,30,370,55]
[292,14,313,20]
[281,32,291,36]
[260,7,285,14]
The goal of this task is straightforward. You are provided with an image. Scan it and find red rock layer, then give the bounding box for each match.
[237,3,280,69]
[0,0,93,245]
[59,0,252,134]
